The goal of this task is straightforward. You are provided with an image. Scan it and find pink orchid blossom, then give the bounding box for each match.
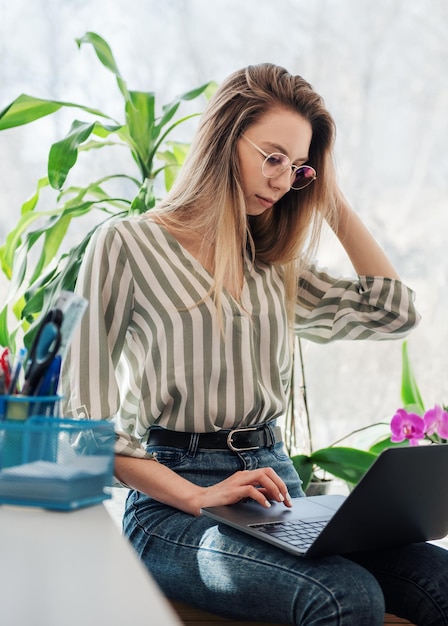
[423,405,448,440]
[390,408,426,446]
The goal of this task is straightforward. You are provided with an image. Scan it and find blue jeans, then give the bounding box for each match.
[122,436,448,625]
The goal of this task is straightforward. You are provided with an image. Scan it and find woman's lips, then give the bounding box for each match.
[256,195,275,209]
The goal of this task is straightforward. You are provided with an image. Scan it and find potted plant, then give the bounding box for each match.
[389,341,447,446]
[288,339,444,493]
[286,338,396,493]
[0,32,215,351]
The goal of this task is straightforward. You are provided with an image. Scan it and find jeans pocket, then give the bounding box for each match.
[146,445,189,469]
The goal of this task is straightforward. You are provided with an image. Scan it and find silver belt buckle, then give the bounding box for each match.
[226,427,259,452]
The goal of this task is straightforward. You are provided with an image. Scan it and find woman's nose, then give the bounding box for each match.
[270,169,292,195]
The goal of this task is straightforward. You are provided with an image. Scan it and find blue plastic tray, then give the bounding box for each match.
[0,417,115,510]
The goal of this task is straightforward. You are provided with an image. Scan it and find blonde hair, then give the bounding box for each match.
[157,63,337,321]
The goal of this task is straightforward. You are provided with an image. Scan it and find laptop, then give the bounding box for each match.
[201,444,448,558]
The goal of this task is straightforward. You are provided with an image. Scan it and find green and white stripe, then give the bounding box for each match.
[62,218,419,457]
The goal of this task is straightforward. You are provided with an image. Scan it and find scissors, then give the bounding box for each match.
[22,309,63,396]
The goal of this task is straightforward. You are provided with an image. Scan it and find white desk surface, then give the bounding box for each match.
[0,502,181,626]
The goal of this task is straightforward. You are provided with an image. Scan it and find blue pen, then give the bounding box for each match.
[36,354,62,397]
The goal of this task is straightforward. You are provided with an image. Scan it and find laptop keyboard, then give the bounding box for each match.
[249,519,328,549]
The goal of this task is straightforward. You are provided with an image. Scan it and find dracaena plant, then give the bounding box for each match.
[0,32,215,351]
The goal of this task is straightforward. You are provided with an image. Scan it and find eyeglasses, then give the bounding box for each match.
[242,135,316,190]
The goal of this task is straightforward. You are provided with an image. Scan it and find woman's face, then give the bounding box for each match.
[237,107,313,216]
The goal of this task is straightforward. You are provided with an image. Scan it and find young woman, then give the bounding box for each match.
[63,64,448,625]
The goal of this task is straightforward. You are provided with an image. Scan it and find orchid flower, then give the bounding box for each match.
[390,408,426,446]
[423,405,448,441]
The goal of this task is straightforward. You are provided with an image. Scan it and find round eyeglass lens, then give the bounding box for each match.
[262,153,290,178]
[291,165,316,190]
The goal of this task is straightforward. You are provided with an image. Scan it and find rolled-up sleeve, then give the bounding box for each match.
[294,265,421,343]
[61,223,153,459]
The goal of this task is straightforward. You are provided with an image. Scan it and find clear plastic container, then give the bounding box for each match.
[0,413,115,510]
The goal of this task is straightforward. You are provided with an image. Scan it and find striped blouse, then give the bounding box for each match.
[61,217,420,457]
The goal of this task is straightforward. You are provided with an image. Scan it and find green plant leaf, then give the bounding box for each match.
[48,120,124,189]
[0,94,113,130]
[401,341,425,413]
[58,174,140,202]
[29,215,72,284]
[130,178,156,213]
[76,32,131,104]
[369,436,405,455]
[311,447,377,484]
[0,177,51,278]
[48,120,95,189]
[1,213,44,282]
[291,454,314,490]
[125,90,156,175]
[291,447,377,491]
[157,141,190,191]
[156,82,216,134]
[0,305,11,348]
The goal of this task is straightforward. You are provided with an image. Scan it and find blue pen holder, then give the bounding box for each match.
[0,405,115,510]
[0,394,60,420]
[0,395,61,468]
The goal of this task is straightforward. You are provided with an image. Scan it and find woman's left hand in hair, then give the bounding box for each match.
[332,186,400,279]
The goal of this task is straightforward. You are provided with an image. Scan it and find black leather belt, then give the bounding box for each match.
[147,424,282,452]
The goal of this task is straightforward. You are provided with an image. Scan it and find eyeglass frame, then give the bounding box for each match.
[242,134,317,190]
